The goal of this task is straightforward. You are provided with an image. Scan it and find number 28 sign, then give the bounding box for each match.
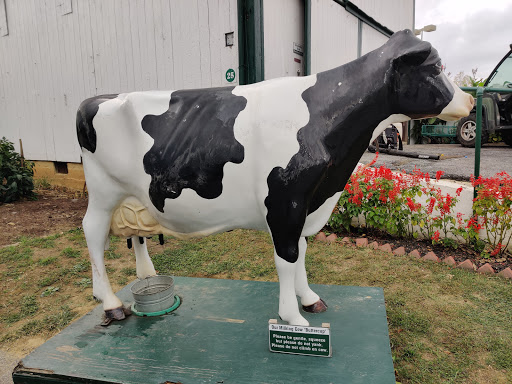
[225,68,236,83]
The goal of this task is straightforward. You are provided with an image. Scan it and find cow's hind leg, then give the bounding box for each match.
[295,237,327,313]
[132,237,157,279]
[82,171,127,322]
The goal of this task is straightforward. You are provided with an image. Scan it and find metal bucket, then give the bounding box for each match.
[131,275,175,314]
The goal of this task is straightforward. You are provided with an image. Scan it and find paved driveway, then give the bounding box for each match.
[358,143,512,181]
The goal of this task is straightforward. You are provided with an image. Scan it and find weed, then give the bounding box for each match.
[61,247,81,259]
[37,274,60,288]
[71,261,90,274]
[117,277,128,286]
[39,256,58,266]
[3,313,22,324]
[20,306,75,336]
[74,278,92,289]
[19,234,59,248]
[41,286,60,297]
[21,295,38,315]
[105,250,122,260]
[121,267,136,277]
[0,246,32,265]
[67,228,86,246]
[34,176,52,190]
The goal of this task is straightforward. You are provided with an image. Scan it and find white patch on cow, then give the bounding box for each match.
[92,91,173,202]
[119,75,320,237]
[302,192,342,237]
[437,74,474,121]
[370,114,410,144]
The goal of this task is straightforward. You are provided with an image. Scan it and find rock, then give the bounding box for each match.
[498,267,512,279]
[422,251,439,262]
[378,243,392,253]
[368,241,379,249]
[341,237,352,244]
[7,222,15,226]
[442,256,456,266]
[457,259,476,271]
[315,232,327,242]
[393,246,406,255]
[326,233,337,243]
[356,238,368,247]
[409,249,421,259]
[477,263,495,275]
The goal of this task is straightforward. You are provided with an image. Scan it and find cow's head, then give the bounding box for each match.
[385,30,473,121]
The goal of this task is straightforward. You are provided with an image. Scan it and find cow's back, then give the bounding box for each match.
[78,76,318,237]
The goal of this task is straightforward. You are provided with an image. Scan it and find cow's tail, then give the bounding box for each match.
[76,94,118,153]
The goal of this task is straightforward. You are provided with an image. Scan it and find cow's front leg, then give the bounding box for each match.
[133,237,157,279]
[295,237,327,313]
[274,252,309,326]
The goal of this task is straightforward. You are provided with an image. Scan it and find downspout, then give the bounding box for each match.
[304,0,311,75]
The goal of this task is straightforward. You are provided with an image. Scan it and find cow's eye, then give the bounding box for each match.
[434,61,443,74]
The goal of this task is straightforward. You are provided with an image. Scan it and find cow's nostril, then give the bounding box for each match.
[469,95,475,107]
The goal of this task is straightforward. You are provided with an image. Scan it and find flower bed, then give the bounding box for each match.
[328,154,512,257]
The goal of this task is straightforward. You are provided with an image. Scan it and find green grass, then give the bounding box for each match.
[18,234,60,248]
[0,246,33,266]
[39,256,58,266]
[67,228,87,247]
[1,229,511,383]
[18,305,75,337]
[149,232,512,383]
[61,247,81,259]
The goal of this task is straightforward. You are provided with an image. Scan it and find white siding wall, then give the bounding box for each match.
[361,23,389,56]
[311,0,358,74]
[0,0,238,163]
[263,0,304,79]
[351,0,414,31]
[310,0,414,74]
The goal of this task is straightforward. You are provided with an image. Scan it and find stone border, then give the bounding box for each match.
[314,232,512,280]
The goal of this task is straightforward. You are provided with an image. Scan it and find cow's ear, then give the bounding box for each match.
[395,41,432,66]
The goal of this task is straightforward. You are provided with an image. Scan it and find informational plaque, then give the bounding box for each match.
[268,320,331,357]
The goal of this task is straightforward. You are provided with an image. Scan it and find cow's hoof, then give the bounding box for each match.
[302,298,328,313]
[101,306,132,326]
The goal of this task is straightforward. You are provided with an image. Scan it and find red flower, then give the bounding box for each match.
[436,170,444,181]
[431,231,440,242]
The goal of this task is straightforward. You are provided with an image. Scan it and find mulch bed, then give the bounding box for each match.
[330,227,512,274]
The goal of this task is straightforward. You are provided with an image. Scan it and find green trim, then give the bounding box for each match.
[131,295,181,317]
[237,0,264,84]
[304,0,311,75]
[332,0,394,37]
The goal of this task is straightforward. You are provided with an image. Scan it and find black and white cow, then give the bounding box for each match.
[76,30,473,326]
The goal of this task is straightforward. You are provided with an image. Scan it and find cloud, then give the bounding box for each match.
[416,1,512,78]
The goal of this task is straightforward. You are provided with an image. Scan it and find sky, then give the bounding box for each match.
[415,0,512,80]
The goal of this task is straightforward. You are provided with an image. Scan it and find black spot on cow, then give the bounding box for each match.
[265,30,455,263]
[142,87,247,212]
[76,94,118,153]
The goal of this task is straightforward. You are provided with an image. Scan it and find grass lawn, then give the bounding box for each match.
[1,229,511,383]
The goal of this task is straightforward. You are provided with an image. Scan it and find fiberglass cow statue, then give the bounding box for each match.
[77,30,473,326]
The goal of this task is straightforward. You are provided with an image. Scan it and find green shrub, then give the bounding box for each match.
[0,137,36,203]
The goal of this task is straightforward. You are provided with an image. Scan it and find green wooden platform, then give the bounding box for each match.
[13,277,395,384]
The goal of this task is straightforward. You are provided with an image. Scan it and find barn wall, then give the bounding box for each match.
[0,0,239,163]
[310,0,414,74]
[263,0,304,79]
[310,0,359,74]
[351,0,414,32]
[360,23,389,56]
